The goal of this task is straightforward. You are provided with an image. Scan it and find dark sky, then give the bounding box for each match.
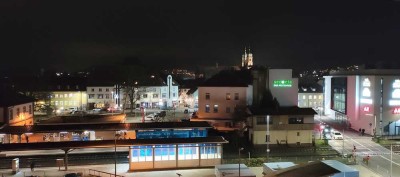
[2,0,400,72]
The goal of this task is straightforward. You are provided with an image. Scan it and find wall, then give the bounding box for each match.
[268,69,298,106]
[8,102,34,126]
[87,86,115,108]
[51,91,87,110]
[197,87,248,119]
[0,108,3,123]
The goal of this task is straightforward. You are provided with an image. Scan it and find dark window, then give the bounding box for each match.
[162,93,166,98]
[226,93,231,100]
[23,106,26,113]
[226,107,231,113]
[143,94,148,98]
[234,93,239,100]
[213,105,218,113]
[205,93,210,100]
[289,117,304,124]
[256,116,273,125]
[153,94,158,98]
[205,105,210,113]
[331,77,347,114]
[105,94,110,99]
[106,88,109,92]
[29,105,32,114]
[297,132,300,136]
[99,88,102,92]
[9,109,13,120]
[88,94,95,99]
[91,88,94,92]
[16,108,20,117]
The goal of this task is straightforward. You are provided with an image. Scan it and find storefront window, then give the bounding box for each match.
[178,144,199,160]
[200,144,221,159]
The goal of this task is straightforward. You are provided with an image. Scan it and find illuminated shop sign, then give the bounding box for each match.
[273,80,292,87]
[363,106,370,112]
[362,78,371,87]
[389,79,400,106]
[393,108,400,114]
[360,78,372,104]
[360,98,373,104]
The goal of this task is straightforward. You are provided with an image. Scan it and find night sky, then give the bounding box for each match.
[2,0,400,71]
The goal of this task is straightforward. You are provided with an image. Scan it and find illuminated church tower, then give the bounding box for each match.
[241,47,253,69]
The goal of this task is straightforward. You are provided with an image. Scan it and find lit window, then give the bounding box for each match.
[143,94,148,98]
[319,95,322,99]
[205,105,210,113]
[226,93,231,100]
[302,95,306,99]
[313,95,317,99]
[153,94,158,98]
[64,94,68,98]
[69,93,73,97]
[213,105,218,113]
[308,95,312,99]
[55,94,59,98]
[98,94,104,99]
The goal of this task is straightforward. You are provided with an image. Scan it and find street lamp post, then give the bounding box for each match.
[266,115,270,162]
[238,147,244,177]
[114,133,121,177]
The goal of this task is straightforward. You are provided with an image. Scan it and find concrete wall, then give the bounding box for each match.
[268,69,298,106]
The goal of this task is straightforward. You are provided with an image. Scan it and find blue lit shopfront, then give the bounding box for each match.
[129,143,223,171]
[135,128,207,139]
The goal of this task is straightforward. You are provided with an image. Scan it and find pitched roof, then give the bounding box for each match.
[0,136,228,151]
[266,161,340,177]
[250,106,317,116]
[201,69,252,87]
[0,90,34,107]
[0,121,213,134]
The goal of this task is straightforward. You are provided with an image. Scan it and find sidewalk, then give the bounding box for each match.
[0,163,381,177]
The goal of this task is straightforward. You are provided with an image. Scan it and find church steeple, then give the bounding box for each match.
[241,46,253,69]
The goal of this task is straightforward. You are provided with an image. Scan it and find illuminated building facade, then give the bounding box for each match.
[324,69,400,137]
[241,47,253,69]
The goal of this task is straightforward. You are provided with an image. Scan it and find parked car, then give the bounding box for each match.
[145,114,156,121]
[71,110,87,115]
[331,131,343,140]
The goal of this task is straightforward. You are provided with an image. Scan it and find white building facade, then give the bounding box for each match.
[324,70,400,137]
[87,85,116,109]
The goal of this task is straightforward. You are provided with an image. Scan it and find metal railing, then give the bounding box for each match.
[88,169,125,177]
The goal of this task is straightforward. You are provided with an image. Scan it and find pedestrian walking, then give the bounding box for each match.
[353,145,356,152]
[359,128,361,136]
[362,129,365,136]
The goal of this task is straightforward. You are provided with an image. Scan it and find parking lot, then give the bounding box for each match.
[124,108,194,123]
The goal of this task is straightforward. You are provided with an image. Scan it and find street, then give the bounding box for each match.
[320,115,400,177]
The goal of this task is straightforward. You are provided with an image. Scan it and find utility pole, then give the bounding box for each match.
[266,115,270,162]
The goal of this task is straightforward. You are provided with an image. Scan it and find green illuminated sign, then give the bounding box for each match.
[273,80,292,87]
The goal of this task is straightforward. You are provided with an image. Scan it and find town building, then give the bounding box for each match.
[0,91,35,126]
[192,70,253,131]
[87,84,116,109]
[323,69,400,137]
[298,83,323,110]
[123,75,179,109]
